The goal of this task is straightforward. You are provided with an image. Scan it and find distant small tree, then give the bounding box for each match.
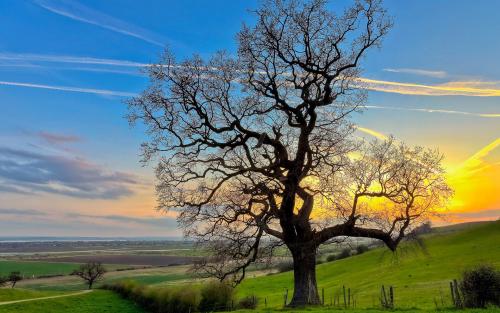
[72,262,106,289]
[410,221,433,236]
[8,271,22,288]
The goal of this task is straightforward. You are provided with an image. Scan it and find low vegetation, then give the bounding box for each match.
[460,264,500,308]
[104,280,234,313]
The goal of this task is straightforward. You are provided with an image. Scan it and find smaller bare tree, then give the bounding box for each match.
[7,271,22,288]
[72,262,106,289]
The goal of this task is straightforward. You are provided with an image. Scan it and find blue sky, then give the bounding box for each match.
[0,0,499,236]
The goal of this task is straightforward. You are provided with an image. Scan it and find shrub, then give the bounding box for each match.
[326,254,336,262]
[238,295,258,309]
[356,244,369,255]
[276,261,294,273]
[460,265,500,308]
[104,280,199,313]
[337,248,351,260]
[167,288,199,313]
[199,281,234,312]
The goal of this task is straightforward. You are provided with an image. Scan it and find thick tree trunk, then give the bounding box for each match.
[289,245,320,306]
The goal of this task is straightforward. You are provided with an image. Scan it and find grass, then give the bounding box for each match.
[2,221,499,313]
[0,288,64,302]
[0,260,80,277]
[0,290,145,313]
[236,221,500,310]
[234,309,500,313]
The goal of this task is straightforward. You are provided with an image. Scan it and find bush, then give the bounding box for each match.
[337,248,351,260]
[460,265,500,308]
[104,280,199,313]
[199,281,234,312]
[276,261,294,273]
[238,295,258,309]
[326,254,336,262]
[356,244,369,255]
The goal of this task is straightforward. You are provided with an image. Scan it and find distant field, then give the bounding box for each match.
[0,290,145,313]
[37,254,199,266]
[16,265,193,291]
[0,260,79,277]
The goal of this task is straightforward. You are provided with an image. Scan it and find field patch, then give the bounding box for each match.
[36,254,199,266]
[0,260,79,277]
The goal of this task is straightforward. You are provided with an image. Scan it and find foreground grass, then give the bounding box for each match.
[237,221,500,310]
[0,288,65,302]
[235,309,500,313]
[0,290,145,313]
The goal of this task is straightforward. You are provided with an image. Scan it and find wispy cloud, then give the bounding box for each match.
[36,131,82,145]
[0,53,147,67]
[365,105,500,118]
[0,208,46,216]
[33,0,166,46]
[358,78,500,97]
[0,147,139,199]
[67,213,178,228]
[0,81,136,97]
[354,126,388,140]
[460,138,500,171]
[383,68,447,78]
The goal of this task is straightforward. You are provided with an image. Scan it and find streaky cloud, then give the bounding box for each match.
[365,105,500,118]
[358,78,500,97]
[0,208,46,216]
[0,80,136,97]
[0,53,147,67]
[0,146,139,199]
[33,0,166,46]
[354,126,388,140]
[383,68,447,78]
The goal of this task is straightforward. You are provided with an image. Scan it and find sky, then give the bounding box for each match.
[0,0,499,237]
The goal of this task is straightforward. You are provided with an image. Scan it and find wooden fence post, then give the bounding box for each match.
[342,286,347,308]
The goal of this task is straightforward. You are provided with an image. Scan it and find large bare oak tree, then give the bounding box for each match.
[129,0,452,306]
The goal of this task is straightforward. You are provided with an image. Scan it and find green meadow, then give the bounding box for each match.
[0,221,498,313]
[236,221,500,310]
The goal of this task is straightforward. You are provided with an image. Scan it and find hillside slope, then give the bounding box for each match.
[237,221,500,309]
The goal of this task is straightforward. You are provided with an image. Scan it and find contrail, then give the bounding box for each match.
[0,81,136,97]
[33,0,166,46]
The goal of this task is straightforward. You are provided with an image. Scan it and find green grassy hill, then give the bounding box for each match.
[1,221,498,313]
[237,221,500,310]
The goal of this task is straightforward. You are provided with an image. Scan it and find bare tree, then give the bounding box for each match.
[7,271,22,288]
[129,0,452,306]
[72,262,106,289]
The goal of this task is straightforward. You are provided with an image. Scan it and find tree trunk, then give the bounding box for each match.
[289,245,320,306]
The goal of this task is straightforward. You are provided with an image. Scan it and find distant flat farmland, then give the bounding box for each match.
[36,255,199,266]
